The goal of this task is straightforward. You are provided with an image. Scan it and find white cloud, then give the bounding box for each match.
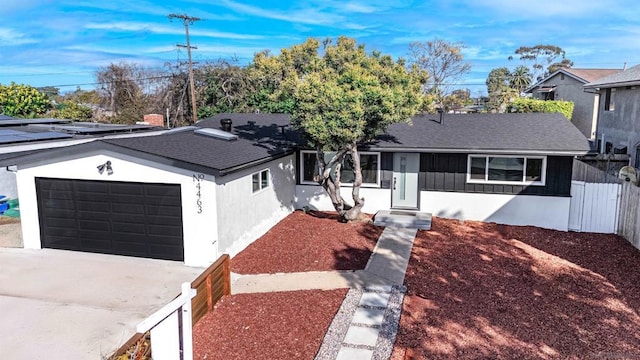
[217,0,369,29]
[84,21,264,40]
[0,28,37,45]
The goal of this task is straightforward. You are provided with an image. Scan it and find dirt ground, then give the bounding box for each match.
[231,210,382,274]
[192,289,347,360]
[392,217,640,360]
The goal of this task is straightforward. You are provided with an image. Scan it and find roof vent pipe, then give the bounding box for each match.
[431,107,445,124]
[220,118,232,132]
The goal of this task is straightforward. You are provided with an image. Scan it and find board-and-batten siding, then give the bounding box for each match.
[306,151,573,197]
[419,153,572,196]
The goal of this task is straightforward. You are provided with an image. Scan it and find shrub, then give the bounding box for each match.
[508,98,574,120]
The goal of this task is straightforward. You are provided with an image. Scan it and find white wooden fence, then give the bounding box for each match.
[569,180,621,233]
[136,282,197,360]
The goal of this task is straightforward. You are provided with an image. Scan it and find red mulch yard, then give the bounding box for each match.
[392,217,640,360]
[231,210,383,274]
[193,289,347,360]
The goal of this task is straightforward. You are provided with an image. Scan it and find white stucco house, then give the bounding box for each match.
[1,112,590,267]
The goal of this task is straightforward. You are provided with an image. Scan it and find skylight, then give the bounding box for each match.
[194,128,238,141]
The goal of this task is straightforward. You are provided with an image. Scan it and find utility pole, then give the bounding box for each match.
[169,13,200,123]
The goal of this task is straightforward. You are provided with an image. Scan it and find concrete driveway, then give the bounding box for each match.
[0,248,204,359]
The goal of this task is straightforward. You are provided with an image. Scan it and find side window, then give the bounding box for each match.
[604,88,616,111]
[252,169,270,193]
[299,151,380,186]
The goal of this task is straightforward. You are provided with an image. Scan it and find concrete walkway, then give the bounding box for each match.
[232,227,418,294]
[231,226,419,360]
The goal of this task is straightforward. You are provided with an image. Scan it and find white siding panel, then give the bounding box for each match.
[420,191,571,231]
[295,185,391,214]
[16,151,218,267]
[568,181,584,231]
[216,155,296,258]
[582,182,620,233]
[569,181,621,233]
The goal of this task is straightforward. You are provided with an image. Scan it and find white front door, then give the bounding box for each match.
[392,153,419,209]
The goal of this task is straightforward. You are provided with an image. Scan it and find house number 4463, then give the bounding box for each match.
[193,173,204,214]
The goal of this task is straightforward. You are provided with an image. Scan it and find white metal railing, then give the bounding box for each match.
[136,282,197,360]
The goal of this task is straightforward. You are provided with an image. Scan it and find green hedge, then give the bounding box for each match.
[508,98,574,120]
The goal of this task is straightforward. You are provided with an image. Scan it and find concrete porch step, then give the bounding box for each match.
[373,210,432,230]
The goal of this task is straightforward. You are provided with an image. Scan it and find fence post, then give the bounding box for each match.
[181,282,194,360]
[136,282,197,360]
[223,255,231,295]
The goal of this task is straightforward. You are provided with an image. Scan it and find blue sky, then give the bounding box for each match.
[1,0,639,95]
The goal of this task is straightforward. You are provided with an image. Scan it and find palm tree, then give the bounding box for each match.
[509,65,532,94]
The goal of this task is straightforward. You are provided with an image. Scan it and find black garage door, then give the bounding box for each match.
[36,178,184,261]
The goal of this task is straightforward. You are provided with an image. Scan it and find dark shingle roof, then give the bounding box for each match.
[103,113,298,174]
[369,113,590,154]
[1,112,589,174]
[584,64,640,88]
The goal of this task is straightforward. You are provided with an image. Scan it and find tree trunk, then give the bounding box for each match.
[344,144,365,221]
[314,144,364,222]
[315,148,347,218]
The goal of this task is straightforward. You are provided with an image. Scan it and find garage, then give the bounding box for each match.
[36,177,184,261]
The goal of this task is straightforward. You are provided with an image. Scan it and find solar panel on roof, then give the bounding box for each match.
[21,132,72,140]
[0,118,70,127]
[0,135,26,144]
[52,124,154,135]
[0,130,73,144]
[0,130,25,136]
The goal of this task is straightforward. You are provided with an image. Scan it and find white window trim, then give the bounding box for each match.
[251,169,270,194]
[466,154,547,186]
[299,150,381,188]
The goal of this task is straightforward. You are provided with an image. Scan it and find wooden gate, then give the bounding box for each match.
[569,180,621,233]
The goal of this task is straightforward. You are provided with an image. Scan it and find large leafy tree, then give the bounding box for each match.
[260,37,423,221]
[49,100,93,120]
[509,65,532,94]
[195,59,254,118]
[485,67,512,112]
[96,62,175,124]
[508,45,573,81]
[0,82,51,117]
[408,39,472,106]
[485,65,533,112]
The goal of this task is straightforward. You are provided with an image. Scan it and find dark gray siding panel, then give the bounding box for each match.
[420,153,572,196]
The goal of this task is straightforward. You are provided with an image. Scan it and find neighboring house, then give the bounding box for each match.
[1,112,589,266]
[526,68,622,140]
[584,64,640,168]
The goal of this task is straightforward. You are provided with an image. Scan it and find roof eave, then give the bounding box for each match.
[365,146,589,156]
[217,148,297,176]
[0,141,222,176]
[585,80,640,89]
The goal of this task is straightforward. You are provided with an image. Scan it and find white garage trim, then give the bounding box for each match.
[16,151,218,267]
